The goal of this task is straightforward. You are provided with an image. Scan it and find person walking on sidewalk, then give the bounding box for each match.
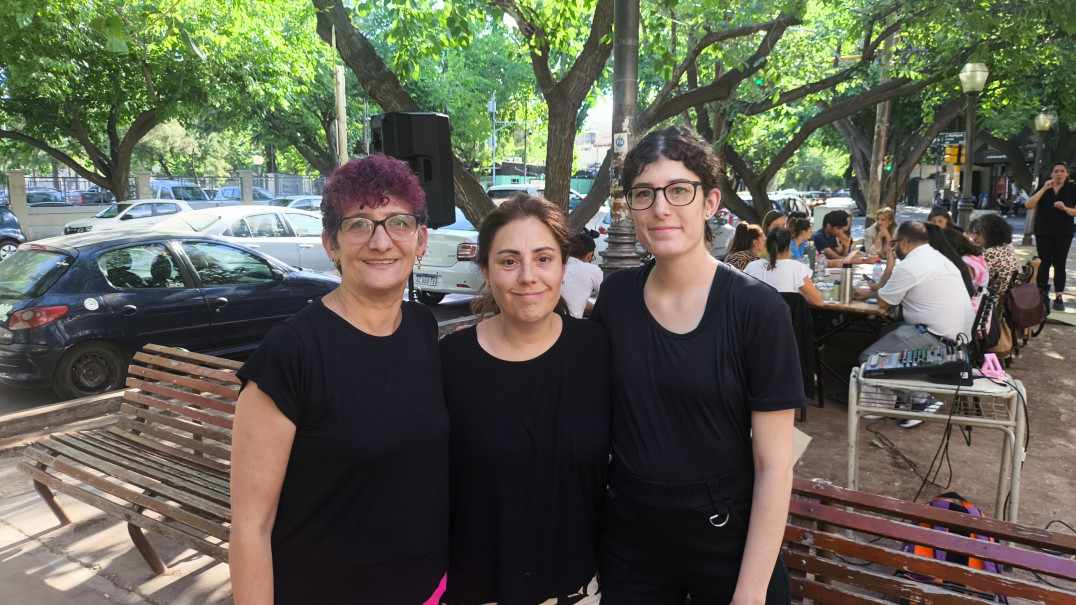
[592,126,804,605]
[1025,162,1076,311]
[439,194,609,605]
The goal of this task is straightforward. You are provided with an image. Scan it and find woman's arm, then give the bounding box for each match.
[1024,183,1051,209]
[731,409,796,605]
[230,381,297,605]
[799,276,824,307]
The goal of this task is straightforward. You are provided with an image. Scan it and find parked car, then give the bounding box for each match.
[411,207,481,305]
[75,186,116,205]
[269,195,322,213]
[708,208,736,259]
[0,231,339,398]
[150,180,211,202]
[215,186,275,201]
[27,187,70,206]
[487,182,585,210]
[202,188,219,199]
[153,206,331,273]
[0,205,28,260]
[63,200,193,234]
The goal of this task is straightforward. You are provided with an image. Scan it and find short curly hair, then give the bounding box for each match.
[321,155,427,249]
[968,213,1013,249]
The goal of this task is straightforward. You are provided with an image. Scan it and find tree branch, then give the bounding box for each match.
[0,129,109,188]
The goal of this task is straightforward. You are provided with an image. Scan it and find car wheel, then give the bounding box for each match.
[415,290,445,305]
[52,341,128,400]
[0,239,18,260]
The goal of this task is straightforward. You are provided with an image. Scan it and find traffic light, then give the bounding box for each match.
[943,144,964,164]
[884,156,893,172]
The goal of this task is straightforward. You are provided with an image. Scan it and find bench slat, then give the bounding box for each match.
[23,447,229,540]
[793,478,1076,555]
[789,498,1076,579]
[124,389,234,430]
[127,364,239,400]
[17,461,228,563]
[788,575,894,604]
[133,351,240,384]
[27,439,230,520]
[785,548,993,604]
[53,432,229,502]
[142,344,244,371]
[114,416,231,460]
[104,427,230,476]
[120,403,232,445]
[783,525,1074,603]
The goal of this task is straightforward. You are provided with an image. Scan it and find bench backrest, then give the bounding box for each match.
[119,344,242,471]
[786,479,1076,603]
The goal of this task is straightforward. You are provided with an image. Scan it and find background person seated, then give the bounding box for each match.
[743,227,823,306]
[854,221,973,427]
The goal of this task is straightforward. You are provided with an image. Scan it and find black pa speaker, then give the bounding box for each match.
[370,112,456,229]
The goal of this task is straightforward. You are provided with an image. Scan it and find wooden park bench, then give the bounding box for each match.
[17,344,240,574]
[784,478,1076,603]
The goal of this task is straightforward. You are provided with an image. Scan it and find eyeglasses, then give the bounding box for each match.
[337,213,421,243]
[625,181,702,210]
[888,238,905,247]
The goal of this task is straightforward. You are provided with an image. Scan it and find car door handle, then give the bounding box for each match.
[299,244,316,249]
[246,244,260,248]
[212,297,229,311]
[121,305,138,316]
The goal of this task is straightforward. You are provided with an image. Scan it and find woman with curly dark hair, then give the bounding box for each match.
[968,213,1022,305]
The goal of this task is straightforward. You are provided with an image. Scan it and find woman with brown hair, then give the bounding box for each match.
[724,222,766,270]
[863,208,896,256]
[440,194,610,605]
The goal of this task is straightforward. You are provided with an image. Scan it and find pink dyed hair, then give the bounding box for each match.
[321,154,427,247]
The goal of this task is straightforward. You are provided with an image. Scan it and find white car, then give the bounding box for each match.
[63,200,194,235]
[412,207,482,305]
[269,195,322,213]
[153,206,332,273]
[487,182,585,210]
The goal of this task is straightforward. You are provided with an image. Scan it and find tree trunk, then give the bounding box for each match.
[543,102,577,214]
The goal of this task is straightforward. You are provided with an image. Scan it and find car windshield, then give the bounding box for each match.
[0,249,73,299]
[442,211,476,231]
[95,204,128,218]
[268,198,291,207]
[172,187,209,201]
[155,214,220,232]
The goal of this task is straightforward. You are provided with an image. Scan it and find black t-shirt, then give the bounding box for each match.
[1034,181,1076,238]
[237,299,449,605]
[591,261,804,483]
[440,316,610,605]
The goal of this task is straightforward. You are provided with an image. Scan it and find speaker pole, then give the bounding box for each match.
[335,65,348,167]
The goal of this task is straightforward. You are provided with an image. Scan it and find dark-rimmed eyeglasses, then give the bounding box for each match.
[625,181,702,210]
[888,238,905,247]
[337,213,421,243]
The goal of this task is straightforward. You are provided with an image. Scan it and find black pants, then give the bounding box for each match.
[599,465,790,605]
[1035,233,1074,295]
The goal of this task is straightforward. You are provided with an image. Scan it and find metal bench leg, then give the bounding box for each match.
[32,479,72,526]
[127,523,167,574]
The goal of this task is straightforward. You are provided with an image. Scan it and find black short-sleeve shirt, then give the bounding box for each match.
[591,261,804,483]
[440,316,610,605]
[237,299,449,605]
[1034,181,1076,238]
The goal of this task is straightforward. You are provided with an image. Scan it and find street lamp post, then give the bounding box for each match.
[956,62,988,229]
[1023,111,1054,245]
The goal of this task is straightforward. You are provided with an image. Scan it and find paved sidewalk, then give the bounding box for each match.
[0,456,231,604]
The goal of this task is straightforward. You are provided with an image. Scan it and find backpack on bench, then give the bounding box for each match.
[899,492,1008,604]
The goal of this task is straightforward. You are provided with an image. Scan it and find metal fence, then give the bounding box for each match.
[6,173,324,200]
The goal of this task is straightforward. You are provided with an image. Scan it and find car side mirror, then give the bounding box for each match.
[271,268,287,284]
[119,213,132,220]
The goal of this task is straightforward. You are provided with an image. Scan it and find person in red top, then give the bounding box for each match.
[1025,162,1076,310]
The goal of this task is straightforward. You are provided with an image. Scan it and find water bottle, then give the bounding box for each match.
[805,241,816,271]
[840,263,854,304]
[872,260,885,283]
[815,252,826,279]
[832,280,841,303]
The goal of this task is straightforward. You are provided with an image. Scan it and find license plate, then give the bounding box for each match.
[415,274,437,286]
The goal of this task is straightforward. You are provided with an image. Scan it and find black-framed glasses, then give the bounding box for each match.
[337,213,421,243]
[625,181,702,210]
[888,238,905,247]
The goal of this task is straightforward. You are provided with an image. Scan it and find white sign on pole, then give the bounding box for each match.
[614,132,628,155]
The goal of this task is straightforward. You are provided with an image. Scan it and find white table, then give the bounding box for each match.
[846,366,1027,522]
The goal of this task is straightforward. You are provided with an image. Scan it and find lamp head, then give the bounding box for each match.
[252,154,264,167]
[959,62,989,93]
[1034,111,1055,132]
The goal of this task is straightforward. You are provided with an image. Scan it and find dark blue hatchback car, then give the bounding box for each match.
[0,231,339,398]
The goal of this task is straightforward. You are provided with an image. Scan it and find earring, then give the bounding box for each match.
[417,255,423,270]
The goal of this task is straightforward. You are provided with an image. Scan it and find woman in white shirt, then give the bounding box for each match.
[862,207,896,256]
[744,227,824,306]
